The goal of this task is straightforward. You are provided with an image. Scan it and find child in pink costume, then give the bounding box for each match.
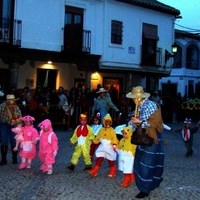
[38,119,58,175]
[18,115,39,169]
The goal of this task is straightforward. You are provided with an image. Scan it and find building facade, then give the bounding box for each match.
[0,0,180,94]
[159,30,200,98]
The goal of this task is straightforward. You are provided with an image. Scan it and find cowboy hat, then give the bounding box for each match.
[184,118,191,124]
[6,94,18,101]
[96,87,107,94]
[126,86,150,99]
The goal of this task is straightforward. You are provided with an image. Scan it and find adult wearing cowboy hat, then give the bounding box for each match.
[92,87,119,123]
[126,86,164,199]
[0,94,22,165]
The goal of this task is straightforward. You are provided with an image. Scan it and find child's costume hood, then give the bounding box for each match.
[21,115,35,122]
[121,126,133,139]
[103,114,112,126]
[38,119,53,132]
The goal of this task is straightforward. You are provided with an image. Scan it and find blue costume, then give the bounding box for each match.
[134,99,164,195]
[92,88,119,123]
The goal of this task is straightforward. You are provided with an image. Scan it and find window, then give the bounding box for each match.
[64,6,84,51]
[188,80,194,97]
[0,0,13,19]
[141,23,159,66]
[36,69,58,89]
[111,20,123,45]
[186,44,199,69]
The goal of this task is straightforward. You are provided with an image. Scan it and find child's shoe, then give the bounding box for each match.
[47,170,53,175]
[84,165,92,171]
[47,165,53,175]
[120,174,131,187]
[19,162,27,170]
[88,165,100,177]
[40,164,48,172]
[130,173,135,183]
[67,164,75,171]
[26,163,31,169]
[108,165,116,178]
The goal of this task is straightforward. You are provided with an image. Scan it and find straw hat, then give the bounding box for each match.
[126,86,150,99]
[96,87,107,94]
[6,94,18,101]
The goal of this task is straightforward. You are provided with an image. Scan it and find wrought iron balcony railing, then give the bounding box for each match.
[140,45,162,67]
[62,29,91,54]
[0,18,22,46]
[82,30,91,53]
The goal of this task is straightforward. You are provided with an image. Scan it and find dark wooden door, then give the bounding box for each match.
[64,6,83,52]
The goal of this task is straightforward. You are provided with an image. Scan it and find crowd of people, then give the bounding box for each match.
[0,86,167,198]
[0,83,196,129]
[0,84,173,199]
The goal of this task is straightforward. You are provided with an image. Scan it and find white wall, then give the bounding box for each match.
[15,0,65,51]
[99,0,175,69]
[14,0,175,68]
[7,0,177,91]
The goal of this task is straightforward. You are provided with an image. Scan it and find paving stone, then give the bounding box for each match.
[0,123,200,200]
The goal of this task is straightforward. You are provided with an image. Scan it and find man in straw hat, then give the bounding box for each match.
[92,87,119,123]
[0,94,22,165]
[126,86,164,199]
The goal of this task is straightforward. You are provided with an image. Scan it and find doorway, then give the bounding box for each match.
[64,6,83,52]
[36,69,57,89]
[103,78,123,105]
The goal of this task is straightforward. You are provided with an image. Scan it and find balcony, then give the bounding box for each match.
[62,29,91,54]
[140,45,162,67]
[0,18,22,46]
[82,30,91,53]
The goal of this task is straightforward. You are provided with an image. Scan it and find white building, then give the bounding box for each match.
[159,29,200,98]
[0,0,180,94]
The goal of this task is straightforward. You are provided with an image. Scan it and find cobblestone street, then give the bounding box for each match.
[0,122,200,200]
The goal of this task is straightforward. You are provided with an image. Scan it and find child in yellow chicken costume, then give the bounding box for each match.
[67,113,95,171]
[117,126,137,187]
[88,114,119,177]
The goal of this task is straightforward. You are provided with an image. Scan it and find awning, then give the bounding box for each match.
[143,23,159,40]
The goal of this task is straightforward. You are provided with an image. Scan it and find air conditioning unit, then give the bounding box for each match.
[0,28,9,42]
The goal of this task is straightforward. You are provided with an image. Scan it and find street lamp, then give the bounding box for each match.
[172,43,178,53]
[164,43,178,64]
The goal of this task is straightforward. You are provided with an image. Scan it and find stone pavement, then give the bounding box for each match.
[0,122,200,200]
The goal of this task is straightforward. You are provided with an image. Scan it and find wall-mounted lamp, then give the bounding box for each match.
[164,43,178,64]
[47,60,52,64]
[91,72,99,80]
[172,43,178,53]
